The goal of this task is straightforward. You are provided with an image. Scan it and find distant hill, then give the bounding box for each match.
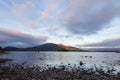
[4,46,21,51]
[85,47,120,52]
[4,43,82,51]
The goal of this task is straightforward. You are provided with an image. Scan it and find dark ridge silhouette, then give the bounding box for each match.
[85,47,120,52]
[4,46,21,51]
[4,43,83,51]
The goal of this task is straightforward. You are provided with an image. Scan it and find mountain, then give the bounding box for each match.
[4,43,82,51]
[58,44,81,51]
[26,43,62,51]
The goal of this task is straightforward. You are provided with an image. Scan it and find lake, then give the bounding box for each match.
[0,51,120,71]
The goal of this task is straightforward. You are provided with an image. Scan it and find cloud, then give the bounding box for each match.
[80,38,120,48]
[11,0,41,28]
[60,0,120,35]
[11,0,62,29]
[0,28,48,47]
[40,0,62,23]
[40,11,51,22]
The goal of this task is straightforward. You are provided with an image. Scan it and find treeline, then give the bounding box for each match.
[0,47,5,53]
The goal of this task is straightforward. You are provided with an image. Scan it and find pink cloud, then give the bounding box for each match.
[0,27,48,47]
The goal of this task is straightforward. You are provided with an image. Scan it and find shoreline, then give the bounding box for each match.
[0,58,13,63]
[0,63,120,80]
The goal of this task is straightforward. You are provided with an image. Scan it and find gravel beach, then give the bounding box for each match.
[0,63,120,80]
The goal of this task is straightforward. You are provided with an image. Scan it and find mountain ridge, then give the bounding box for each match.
[4,43,82,51]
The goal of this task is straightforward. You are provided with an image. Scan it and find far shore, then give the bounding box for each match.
[4,50,120,53]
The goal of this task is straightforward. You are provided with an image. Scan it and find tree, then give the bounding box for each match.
[58,48,68,51]
[0,47,5,53]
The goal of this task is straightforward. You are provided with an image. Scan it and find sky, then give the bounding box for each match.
[0,0,120,48]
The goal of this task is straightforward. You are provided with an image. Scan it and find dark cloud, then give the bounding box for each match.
[80,38,120,48]
[0,28,48,47]
[61,0,120,35]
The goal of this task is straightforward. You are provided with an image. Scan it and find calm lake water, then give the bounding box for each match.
[0,51,120,70]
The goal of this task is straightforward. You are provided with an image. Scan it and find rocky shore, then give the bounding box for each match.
[0,63,120,80]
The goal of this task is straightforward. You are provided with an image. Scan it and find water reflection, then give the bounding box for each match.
[0,51,120,68]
